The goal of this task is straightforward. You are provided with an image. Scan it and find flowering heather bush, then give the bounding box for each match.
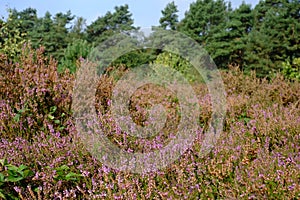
[0,47,299,199]
[0,44,74,140]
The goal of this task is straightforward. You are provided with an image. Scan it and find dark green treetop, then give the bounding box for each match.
[159,1,179,30]
[86,4,136,44]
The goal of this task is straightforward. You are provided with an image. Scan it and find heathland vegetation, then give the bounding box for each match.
[0,0,299,199]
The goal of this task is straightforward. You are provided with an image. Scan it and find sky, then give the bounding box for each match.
[0,0,259,27]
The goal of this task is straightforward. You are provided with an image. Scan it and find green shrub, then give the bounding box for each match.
[151,51,203,83]
[58,39,92,74]
[281,57,300,81]
[0,159,33,199]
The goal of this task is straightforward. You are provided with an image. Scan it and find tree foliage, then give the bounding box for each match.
[178,0,229,45]
[177,0,300,77]
[159,1,179,30]
[244,0,300,77]
[86,4,136,44]
[28,11,75,60]
[0,10,27,61]
[205,2,253,68]
[58,39,92,74]
[1,1,300,78]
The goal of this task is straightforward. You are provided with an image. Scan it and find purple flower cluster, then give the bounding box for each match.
[0,46,299,199]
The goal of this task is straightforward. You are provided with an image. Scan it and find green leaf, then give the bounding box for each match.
[22,169,33,178]
[0,173,5,182]
[18,108,27,113]
[0,190,6,200]
[7,170,17,178]
[56,165,69,171]
[6,164,19,172]
[6,176,23,182]
[0,159,8,166]
[50,106,57,113]
[47,114,54,120]
[13,114,21,122]
[17,164,28,172]
[65,172,83,181]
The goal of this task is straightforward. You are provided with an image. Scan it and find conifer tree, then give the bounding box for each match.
[159,1,179,30]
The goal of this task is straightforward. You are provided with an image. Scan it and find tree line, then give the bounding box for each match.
[0,0,299,78]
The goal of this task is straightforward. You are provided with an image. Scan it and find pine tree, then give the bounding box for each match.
[178,0,229,45]
[58,39,92,73]
[86,5,136,44]
[206,2,253,68]
[70,17,87,40]
[159,1,179,30]
[29,11,74,60]
[244,0,300,77]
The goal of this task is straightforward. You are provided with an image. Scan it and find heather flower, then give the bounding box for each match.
[0,49,299,198]
[14,186,22,193]
[288,183,296,191]
[102,165,111,174]
[81,170,90,177]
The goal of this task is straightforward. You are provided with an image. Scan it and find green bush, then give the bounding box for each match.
[47,165,83,182]
[58,39,92,74]
[281,57,300,81]
[0,159,33,199]
[151,51,203,83]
